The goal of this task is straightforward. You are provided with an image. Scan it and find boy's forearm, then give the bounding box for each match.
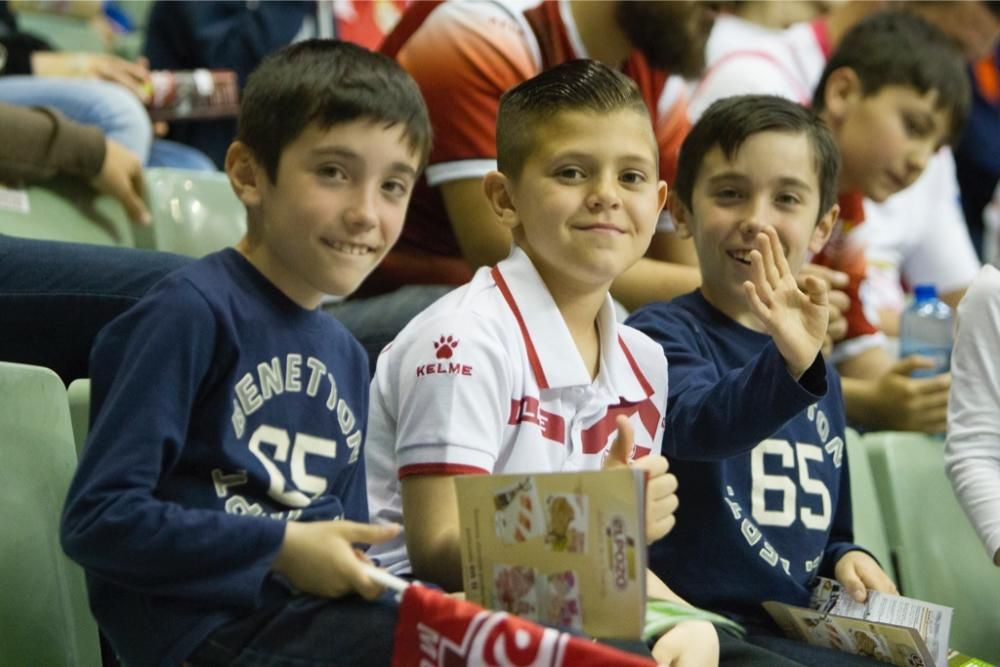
[401,474,465,591]
[408,523,464,592]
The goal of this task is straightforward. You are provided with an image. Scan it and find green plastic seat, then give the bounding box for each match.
[844,428,894,582]
[0,177,135,247]
[67,378,91,457]
[14,10,107,53]
[0,362,101,666]
[866,431,1000,662]
[137,167,246,257]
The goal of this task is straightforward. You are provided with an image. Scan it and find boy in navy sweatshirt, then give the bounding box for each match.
[627,95,896,664]
[60,40,430,666]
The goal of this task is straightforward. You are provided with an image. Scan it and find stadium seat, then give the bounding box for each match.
[0,362,101,665]
[0,177,135,247]
[137,167,245,257]
[866,431,1000,662]
[844,428,893,582]
[67,378,92,457]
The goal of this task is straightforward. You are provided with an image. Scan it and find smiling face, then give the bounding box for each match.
[824,74,952,202]
[227,119,421,308]
[486,109,668,298]
[676,130,836,325]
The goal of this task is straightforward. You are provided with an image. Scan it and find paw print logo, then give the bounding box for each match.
[434,335,459,359]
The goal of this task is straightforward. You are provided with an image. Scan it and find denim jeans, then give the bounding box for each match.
[0,76,216,170]
[0,235,192,383]
[187,594,399,667]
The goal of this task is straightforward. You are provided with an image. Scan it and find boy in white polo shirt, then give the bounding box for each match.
[365,59,720,664]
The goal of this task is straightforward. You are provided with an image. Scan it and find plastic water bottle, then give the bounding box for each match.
[899,284,953,377]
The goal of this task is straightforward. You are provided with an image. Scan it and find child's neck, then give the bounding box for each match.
[548,281,606,381]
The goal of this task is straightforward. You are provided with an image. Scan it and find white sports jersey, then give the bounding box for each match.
[365,246,668,574]
[690,13,980,339]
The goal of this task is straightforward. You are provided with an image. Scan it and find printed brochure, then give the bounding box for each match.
[764,577,953,666]
[454,469,646,639]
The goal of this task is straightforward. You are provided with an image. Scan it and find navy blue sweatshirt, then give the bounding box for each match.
[61,249,370,666]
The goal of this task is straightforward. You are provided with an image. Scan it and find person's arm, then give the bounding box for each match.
[840,359,951,434]
[61,282,285,606]
[0,102,151,223]
[945,267,1000,566]
[401,474,464,591]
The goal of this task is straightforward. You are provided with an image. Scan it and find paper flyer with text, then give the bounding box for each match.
[764,577,953,666]
[454,469,647,639]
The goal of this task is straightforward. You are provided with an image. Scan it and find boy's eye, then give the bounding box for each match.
[382,179,410,198]
[775,193,801,206]
[620,170,647,185]
[714,188,743,203]
[318,164,348,180]
[902,114,930,138]
[555,167,586,180]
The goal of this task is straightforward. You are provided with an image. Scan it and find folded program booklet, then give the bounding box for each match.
[454,469,647,639]
[764,577,953,667]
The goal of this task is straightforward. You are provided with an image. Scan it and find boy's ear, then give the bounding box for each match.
[822,67,862,126]
[483,171,520,230]
[810,203,840,254]
[668,191,694,239]
[225,141,264,208]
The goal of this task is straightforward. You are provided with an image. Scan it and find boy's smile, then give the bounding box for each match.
[676,130,835,329]
[232,121,421,308]
[495,109,668,297]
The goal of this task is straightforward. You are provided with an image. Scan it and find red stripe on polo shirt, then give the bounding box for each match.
[491,265,549,389]
[811,18,832,60]
[618,336,654,397]
[398,463,489,479]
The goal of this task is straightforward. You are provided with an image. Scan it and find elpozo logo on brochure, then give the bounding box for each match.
[416,334,473,378]
[605,515,638,590]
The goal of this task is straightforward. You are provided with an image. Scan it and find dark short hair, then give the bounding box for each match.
[674,95,841,222]
[237,39,431,182]
[811,11,970,146]
[496,59,652,180]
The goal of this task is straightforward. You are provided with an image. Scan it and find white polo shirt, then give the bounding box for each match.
[365,246,668,574]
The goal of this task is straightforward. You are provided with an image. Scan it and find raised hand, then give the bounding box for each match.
[743,227,829,379]
[272,520,401,600]
[603,415,678,544]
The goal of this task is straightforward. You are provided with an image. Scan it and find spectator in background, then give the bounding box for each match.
[955,44,1000,259]
[0,100,191,382]
[0,0,216,170]
[143,0,407,167]
[945,265,1000,567]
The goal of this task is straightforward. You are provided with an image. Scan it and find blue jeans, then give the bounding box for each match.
[187,593,399,667]
[324,285,454,377]
[0,76,216,170]
[0,235,192,383]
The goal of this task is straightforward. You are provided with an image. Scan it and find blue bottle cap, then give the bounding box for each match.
[914,284,937,302]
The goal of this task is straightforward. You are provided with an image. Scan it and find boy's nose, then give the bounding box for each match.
[585,175,621,211]
[344,188,379,229]
[739,200,771,236]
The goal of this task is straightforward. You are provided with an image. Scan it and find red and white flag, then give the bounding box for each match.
[392,584,655,666]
